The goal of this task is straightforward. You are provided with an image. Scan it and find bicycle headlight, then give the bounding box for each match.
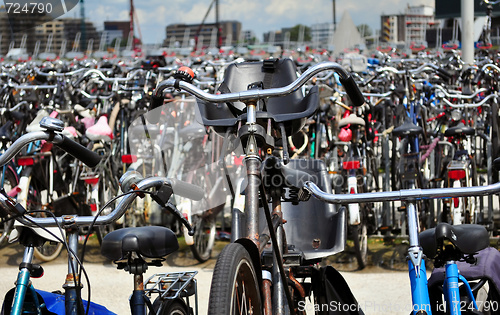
[451,110,462,122]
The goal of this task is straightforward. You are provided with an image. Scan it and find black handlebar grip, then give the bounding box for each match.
[169,178,205,201]
[57,135,101,168]
[436,67,452,81]
[147,95,165,124]
[340,76,365,107]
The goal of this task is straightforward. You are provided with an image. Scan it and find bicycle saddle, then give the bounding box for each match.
[444,123,475,137]
[86,116,113,142]
[338,114,365,128]
[419,223,489,258]
[101,226,179,261]
[392,120,423,137]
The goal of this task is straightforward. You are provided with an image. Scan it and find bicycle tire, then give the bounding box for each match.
[351,224,367,270]
[153,299,189,315]
[34,242,64,262]
[190,213,216,263]
[208,243,261,315]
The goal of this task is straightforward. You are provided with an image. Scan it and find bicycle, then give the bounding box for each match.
[152,59,366,314]
[304,171,500,315]
[0,116,204,315]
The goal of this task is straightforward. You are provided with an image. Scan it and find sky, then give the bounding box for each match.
[61,0,435,44]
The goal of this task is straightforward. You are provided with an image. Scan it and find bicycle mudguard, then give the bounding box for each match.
[312,266,365,315]
[427,247,500,314]
[35,290,117,315]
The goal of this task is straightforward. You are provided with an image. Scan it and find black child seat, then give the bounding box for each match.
[101,226,179,261]
[259,159,346,261]
[195,58,320,136]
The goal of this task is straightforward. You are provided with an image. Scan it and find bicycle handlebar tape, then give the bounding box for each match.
[169,178,205,201]
[58,135,101,168]
[340,76,365,107]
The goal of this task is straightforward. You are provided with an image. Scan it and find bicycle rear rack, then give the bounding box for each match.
[144,271,198,312]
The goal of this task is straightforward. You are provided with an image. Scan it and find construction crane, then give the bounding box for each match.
[130,0,142,51]
[194,0,222,51]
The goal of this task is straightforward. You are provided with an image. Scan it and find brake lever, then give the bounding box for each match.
[150,183,195,236]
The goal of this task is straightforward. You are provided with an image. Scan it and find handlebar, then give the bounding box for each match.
[0,177,201,231]
[434,85,488,99]
[0,130,101,168]
[153,61,365,107]
[440,93,496,108]
[304,181,500,204]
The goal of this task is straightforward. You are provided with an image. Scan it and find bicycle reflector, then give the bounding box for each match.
[121,155,138,164]
[343,160,361,170]
[448,169,466,180]
[17,157,35,166]
[84,177,99,185]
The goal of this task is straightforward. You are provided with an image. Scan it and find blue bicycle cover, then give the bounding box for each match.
[36,290,117,315]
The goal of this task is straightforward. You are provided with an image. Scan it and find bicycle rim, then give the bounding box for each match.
[208,243,261,315]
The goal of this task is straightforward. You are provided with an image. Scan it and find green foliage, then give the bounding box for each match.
[289,24,312,42]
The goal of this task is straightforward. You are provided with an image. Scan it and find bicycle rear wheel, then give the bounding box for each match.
[208,243,261,315]
[190,213,216,262]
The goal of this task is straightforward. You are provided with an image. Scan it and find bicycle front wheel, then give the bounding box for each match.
[208,243,261,315]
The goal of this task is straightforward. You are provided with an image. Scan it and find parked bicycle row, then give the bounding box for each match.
[1,52,500,314]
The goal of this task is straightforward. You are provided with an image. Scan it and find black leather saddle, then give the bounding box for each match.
[444,123,475,138]
[101,226,179,261]
[419,223,489,258]
[393,120,423,137]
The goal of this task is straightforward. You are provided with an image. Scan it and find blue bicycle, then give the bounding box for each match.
[0,117,203,315]
[305,176,500,315]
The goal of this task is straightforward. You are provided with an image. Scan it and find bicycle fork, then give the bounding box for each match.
[11,246,44,315]
[406,201,432,315]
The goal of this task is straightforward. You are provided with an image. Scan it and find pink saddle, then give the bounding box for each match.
[86,116,113,142]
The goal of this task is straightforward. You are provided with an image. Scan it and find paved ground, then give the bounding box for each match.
[0,237,426,315]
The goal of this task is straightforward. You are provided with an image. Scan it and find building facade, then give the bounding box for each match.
[164,21,241,48]
[380,5,436,45]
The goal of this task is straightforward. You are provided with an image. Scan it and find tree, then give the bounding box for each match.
[289,24,312,42]
[357,24,373,38]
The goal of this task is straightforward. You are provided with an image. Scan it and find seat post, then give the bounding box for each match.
[128,258,148,315]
